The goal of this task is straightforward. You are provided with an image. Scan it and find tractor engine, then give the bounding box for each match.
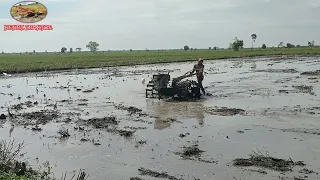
[146,73,201,100]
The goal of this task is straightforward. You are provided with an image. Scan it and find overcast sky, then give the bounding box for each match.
[0,0,319,52]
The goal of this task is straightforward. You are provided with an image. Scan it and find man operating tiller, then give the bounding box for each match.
[185,58,206,95]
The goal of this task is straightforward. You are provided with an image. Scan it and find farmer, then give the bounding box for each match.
[186,58,206,95]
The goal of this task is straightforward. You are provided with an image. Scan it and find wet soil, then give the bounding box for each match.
[138,167,183,180]
[0,114,6,119]
[233,151,305,172]
[1,56,320,180]
[255,68,299,73]
[205,106,246,116]
[16,110,60,125]
[300,70,320,76]
[174,144,217,163]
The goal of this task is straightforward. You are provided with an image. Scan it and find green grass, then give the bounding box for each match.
[1,48,320,74]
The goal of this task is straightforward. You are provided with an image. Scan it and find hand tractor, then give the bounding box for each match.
[145,73,201,100]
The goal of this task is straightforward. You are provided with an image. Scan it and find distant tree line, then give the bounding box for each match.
[0,38,317,55]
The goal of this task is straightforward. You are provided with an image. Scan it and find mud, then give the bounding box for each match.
[0,114,6,119]
[174,144,217,163]
[114,104,145,115]
[255,69,299,73]
[138,167,183,180]
[205,106,246,116]
[57,127,70,138]
[233,151,305,172]
[300,70,320,76]
[15,110,60,125]
[83,116,118,128]
[1,56,320,180]
[130,177,145,180]
[280,128,320,135]
[292,85,314,94]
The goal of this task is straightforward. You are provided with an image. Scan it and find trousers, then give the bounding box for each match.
[196,74,205,94]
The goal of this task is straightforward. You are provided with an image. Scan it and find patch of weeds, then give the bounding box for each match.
[205,106,246,116]
[115,129,135,137]
[57,127,70,138]
[31,125,42,131]
[233,150,305,172]
[138,167,183,180]
[124,126,147,130]
[114,104,143,114]
[174,144,217,164]
[80,138,90,142]
[85,116,118,128]
[12,104,23,111]
[17,110,60,125]
[82,88,95,93]
[247,168,267,174]
[130,177,145,180]
[300,70,320,76]
[179,133,190,138]
[175,144,204,158]
[165,117,182,123]
[60,169,89,180]
[135,139,147,148]
[280,128,320,135]
[82,116,135,138]
[256,69,299,73]
[59,99,73,103]
[292,85,314,94]
[0,139,41,179]
[299,168,318,174]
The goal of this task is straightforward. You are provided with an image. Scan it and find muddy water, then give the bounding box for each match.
[0,56,320,180]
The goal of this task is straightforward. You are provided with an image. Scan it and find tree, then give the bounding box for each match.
[75,48,81,52]
[130,49,133,52]
[33,50,35,53]
[70,48,73,53]
[308,41,315,47]
[213,47,217,50]
[278,42,284,48]
[183,45,189,51]
[251,34,257,50]
[61,47,67,53]
[86,41,99,52]
[286,43,295,48]
[262,44,266,49]
[296,45,301,48]
[209,47,212,50]
[230,37,244,51]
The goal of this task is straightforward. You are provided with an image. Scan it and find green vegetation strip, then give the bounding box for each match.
[1,48,320,74]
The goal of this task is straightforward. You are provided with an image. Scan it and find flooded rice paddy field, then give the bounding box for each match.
[0,56,320,180]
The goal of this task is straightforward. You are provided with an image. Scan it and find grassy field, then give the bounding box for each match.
[1,48,320,74]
